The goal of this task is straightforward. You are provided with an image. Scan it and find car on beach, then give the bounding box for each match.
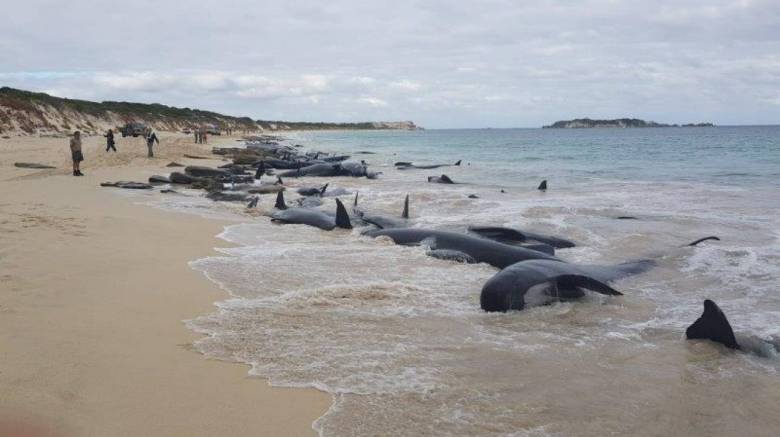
[203,123,221,135]
[120,122,149,137]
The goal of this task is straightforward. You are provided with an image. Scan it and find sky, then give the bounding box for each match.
[1,0,779,128]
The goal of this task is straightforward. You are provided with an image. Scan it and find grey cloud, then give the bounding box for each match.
[1,0,780,127]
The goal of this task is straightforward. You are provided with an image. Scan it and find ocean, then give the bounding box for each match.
[157,126,780,436]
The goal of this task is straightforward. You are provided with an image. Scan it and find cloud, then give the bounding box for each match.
[356,96,388,107]
[390,80,422,91]
[1,0,780,127]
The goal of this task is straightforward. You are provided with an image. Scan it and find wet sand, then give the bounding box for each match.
[0,134,329,436]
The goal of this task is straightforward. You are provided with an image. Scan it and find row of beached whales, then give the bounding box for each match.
[99,140,778,357]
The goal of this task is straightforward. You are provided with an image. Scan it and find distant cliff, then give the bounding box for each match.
[0,87,420,135]
[543,118,714,129]
[256,120,419,131]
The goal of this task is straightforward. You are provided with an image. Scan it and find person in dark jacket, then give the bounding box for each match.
[146,130,159,157]
[104,128,116,152]
[70,131,84,176]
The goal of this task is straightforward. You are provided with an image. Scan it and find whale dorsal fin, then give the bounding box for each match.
[686,299,740,349]
[687,236,720,247]
[538,180,547,190]
[402,194,409,219]
[335,199,352,229]
[353,192,359,207]
[555,275,622,296]
[274,191,287,210]
[454,160,461,166]
[320,183,329,196]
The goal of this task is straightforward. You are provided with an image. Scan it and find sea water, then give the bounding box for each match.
[169,127,779,436]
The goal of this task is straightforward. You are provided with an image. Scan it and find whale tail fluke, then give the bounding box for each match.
[687,236,720,247]
[275,191,287,210]
[455,160,461,166]
[538,180,547,191]
[335,199,352,229]
[402,194,409,219]
[686,299,740,349]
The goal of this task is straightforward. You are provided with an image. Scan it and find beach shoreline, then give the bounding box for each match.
[0,134,330,436]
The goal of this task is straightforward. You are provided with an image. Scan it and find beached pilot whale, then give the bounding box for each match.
[480,259,653,312]
[468,226,576,249]
[428,174,456,184]
[297,184,329,197]
[270,195,352,231]
[479,236,720,312]
[353,193,410,229]
[364,228,560,268]
[278,161,380,179]
[396,160,461,170]
[686,299,780,358]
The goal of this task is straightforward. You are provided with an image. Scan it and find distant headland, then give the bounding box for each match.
[543,118,715,129]
[0,87,420,135]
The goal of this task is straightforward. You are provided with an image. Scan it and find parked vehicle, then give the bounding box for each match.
[204,124,221,135]
[120,122,149,137]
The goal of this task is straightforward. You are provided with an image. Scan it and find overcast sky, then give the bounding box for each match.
[2,0,779,128]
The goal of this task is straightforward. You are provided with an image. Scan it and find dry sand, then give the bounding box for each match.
[0,133,330,436]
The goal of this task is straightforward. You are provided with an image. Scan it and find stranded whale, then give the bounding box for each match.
[480,259,653,312]
[480,236,719,312]
[427,175,456,184]
[364,228,560,268]
[353,194,410,229]
[468,226,576,249]
[686,299,780,357]
[396,160,461,170]
[271,196,352,231]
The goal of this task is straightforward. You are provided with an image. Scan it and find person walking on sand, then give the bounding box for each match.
[146,129,159,158]
[70,131,84,176]
[104,128,116,152]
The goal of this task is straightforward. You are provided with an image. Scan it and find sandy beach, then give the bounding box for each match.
[0,133,330,436]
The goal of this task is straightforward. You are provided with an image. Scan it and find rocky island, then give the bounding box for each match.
[543,118,714,129]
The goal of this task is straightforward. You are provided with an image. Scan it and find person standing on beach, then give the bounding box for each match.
[104,128,116,152]
[146,130,159,157]
[194,129,200,144]
[70,131,84,176]
[201,129,208,144]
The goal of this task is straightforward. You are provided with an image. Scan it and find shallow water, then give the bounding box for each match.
[162,127,779,436]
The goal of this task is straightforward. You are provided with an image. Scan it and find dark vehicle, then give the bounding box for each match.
[120,122,149,137]
[204,123,221,135]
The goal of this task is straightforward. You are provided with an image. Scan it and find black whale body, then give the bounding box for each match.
[396,160,461,170]
[686,299,780,357]
[270,198,352,231]
[480,259,655,312]
[364,228,560,268]
[468,226,576,249]
[278,162,377,178]
[480,236,720,312]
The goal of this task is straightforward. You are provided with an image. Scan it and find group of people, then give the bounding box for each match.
[69,128,161,176]
[194,128,208,144]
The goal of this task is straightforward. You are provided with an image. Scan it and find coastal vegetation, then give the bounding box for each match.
[543,118,715,128]
[0,87,418,135]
